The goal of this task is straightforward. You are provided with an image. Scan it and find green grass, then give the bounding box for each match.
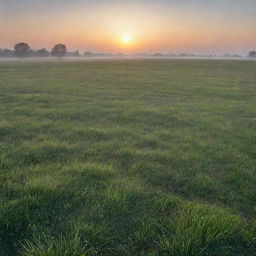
[0,59,255,255]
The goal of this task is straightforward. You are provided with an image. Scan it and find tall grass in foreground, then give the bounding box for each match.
[155,205,244,256]
[19,205,255,256]
[20,233,88,256]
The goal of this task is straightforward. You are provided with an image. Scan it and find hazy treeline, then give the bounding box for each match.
[248,51,256,58]
[0,43,124,58]
[0,43,75,58]
[0,42,256,58]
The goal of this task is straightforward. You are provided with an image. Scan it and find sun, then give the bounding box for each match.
[121,34,133,44]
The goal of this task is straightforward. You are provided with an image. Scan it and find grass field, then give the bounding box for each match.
[0,59,255,256]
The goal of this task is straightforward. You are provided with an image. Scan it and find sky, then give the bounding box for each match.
[0,0,256,54]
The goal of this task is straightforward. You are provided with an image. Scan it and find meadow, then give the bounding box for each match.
[0,58,255,256]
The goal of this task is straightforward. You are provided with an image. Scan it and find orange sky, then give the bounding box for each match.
[0,1,256,54]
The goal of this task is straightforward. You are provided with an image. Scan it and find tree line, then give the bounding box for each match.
[14,43,68,58]
[0,43,80,58]
[1,42,256,58]
[0,43,121,58]
[249,51,256,58]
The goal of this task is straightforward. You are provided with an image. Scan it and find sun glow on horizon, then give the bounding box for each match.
[0,1,255,54]
[121,34,133,44]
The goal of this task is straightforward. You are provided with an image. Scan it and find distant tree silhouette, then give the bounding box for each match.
[84,51,93,57]
[14,43,31,58]
[51,44,67,58]
[74,50,80,57]
[0,49,15,58]
[36,48,49,57]
[67,50,80,57]
[249,51,256,58]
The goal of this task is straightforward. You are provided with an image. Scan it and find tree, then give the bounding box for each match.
[67,50,80,57]
[249,51,256,58]
[84,51,94,57]
[0,49,14,58]
[73,50,80,57]
[36,48,49,57]
[14,43,31,58]
[51,44,67,58]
